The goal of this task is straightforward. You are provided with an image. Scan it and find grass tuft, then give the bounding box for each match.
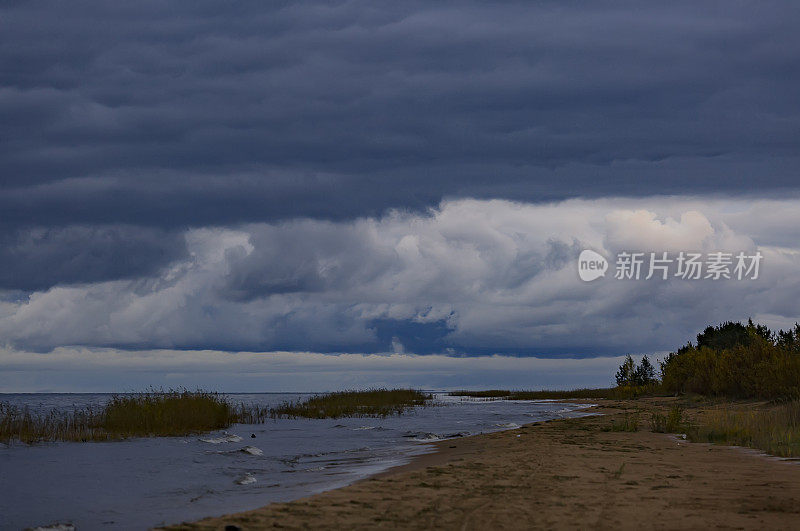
[605,413,639,432]
[650,406,684,433]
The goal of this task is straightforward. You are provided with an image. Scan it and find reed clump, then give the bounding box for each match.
[270,388,431,419]
[101,390,234,438]
[0,389,237,444]
[1,388,433,444]
[0,402,101,444]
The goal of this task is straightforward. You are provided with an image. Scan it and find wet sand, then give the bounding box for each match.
[162,398,800,530]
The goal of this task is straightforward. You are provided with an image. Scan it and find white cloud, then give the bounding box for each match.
[605,209,716,251]
[1,196,799,356]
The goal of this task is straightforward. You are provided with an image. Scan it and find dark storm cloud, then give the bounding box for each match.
[2,0,800,315]
[0,225,186,291]
[2,0,800,232]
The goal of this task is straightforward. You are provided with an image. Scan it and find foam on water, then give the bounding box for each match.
[235,473,257,485]
[199,433,243,444]
[240,445,263,456]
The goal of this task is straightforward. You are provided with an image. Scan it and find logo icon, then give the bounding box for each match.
[578,249,608,282]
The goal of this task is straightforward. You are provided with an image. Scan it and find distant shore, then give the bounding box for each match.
[163,397,800,530]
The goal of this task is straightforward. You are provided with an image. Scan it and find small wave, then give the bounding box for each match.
[28,525,75,531]
[443,431,471,438]
[495,422,521,429]
[213,445,264,457]
[403,430,469,441]
[199,433,243,444]
[353,425,376,430]
[235,472,257,485]
[240,445,263,456]
[404,432,441,441]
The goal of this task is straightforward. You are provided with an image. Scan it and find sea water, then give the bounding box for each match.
[0,393,593,529]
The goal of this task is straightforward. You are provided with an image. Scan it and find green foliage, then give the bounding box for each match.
[687,401,800,457]
[615,354,658,391]
[776,323,800,352]
[661,320,800,399]
[696,321,751,351]
[615,355,637,386]
[635,356,657,385]
[270,388,431,419]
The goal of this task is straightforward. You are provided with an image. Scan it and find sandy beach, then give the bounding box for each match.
[162,398,800,530]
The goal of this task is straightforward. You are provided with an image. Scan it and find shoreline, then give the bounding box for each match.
[370,400,603,481]
[162,398,800,530]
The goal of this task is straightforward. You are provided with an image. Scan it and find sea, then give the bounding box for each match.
[0,393,594,530]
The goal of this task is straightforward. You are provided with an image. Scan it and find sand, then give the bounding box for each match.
[161,398,800,530]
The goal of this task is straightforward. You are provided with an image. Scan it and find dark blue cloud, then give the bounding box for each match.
[1,0,799,231]
[2,0,800,298]
[0,226,186,291]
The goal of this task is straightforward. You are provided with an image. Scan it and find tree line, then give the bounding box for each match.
[616,320,800,400]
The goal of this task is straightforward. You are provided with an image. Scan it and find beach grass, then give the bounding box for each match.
[686,400,800,457]
[270,388,432,419]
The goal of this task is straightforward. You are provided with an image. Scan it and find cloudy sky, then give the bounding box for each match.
[2,1,799,391]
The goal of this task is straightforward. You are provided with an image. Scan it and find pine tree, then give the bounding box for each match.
[615,355,636,387]
[635,355,656,385]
